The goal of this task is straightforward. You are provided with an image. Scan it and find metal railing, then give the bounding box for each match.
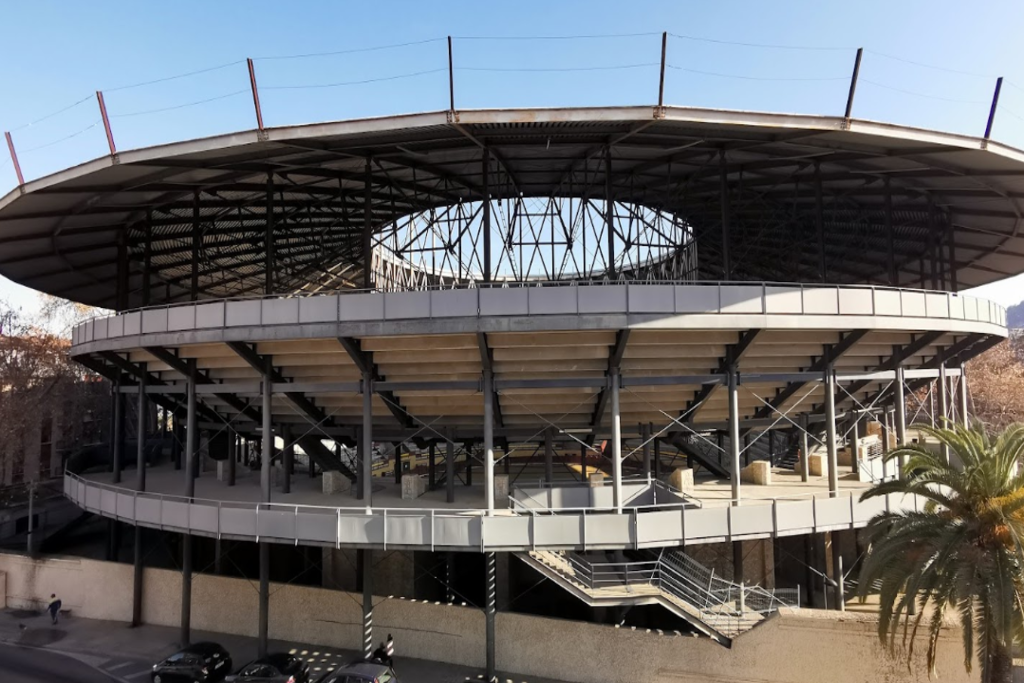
[71,279,1006,346]
[534,546,799,638]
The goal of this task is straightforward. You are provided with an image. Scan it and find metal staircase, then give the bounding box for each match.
[517,546,798,647]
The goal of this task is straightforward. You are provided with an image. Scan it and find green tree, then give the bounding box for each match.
[857,423,1024,683]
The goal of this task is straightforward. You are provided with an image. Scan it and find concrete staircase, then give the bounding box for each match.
[517,546,797,647]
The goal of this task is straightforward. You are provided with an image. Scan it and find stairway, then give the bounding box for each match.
[517,546,797,647]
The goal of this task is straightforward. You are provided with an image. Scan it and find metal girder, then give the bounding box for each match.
[752,329,869,420]
[684,329,762,421]
[897,334,1003,397]
[832,330,946,409]
[77,353,189,418]
[337,337,414,428]
[589,329,631,433]
[145,346,261,423]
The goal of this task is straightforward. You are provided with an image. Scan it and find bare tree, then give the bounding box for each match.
[966,332,1024,431]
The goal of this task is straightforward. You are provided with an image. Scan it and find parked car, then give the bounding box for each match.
[152,642,232,683]
[228,653,310,683]
[314,661,398,683]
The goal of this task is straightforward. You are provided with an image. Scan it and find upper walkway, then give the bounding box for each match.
[66,458,904,552]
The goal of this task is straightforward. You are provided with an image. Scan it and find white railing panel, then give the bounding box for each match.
[774,499,815,535]
[430,288,478,318]
[636,510,684,545]
[225,299,261,327]
[729,504,773,537]
[220,507,257,537]
[814,496,852,528]
[261,298,299,326]
[190,504,219,534]
[340,292,383,321]
[528,285,576,315]
[584,513,632,546]
[533,515,583,546]
[123,311,142,336]
[162,500,190,528]
[432,515,479,548]
[802,287,839,315]
[764,286,802,314]
[480,288,527,315]
[195,302,226,328]
[384,513,430,546]
[167,306,196,331]
[852,495,887,524]
[720,285,763,314]
[135,496,162,526]
[481,516,532,548]
[683,507,730,542]
[296,510,337,543]
[142,307,169,334]
[258,507,297,539]
[299,295,339,323]
[628,284,673,313]
[115,492,135,518]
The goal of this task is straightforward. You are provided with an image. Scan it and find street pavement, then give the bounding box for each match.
[0,606,569,683]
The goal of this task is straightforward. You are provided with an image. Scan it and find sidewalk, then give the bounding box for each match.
[0,607,569,683]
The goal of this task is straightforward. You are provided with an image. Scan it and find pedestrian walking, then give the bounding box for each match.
[47,594,61,625]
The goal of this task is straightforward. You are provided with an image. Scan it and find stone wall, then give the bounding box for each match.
[0,552,978,683]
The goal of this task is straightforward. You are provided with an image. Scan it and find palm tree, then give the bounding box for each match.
[857,422,1024,683]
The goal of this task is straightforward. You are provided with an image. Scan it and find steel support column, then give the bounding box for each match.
[112,381,124,484]
[825,364,838,497]
[728,366,741,504]
[428,442,436,490]
[544,427,554,484]
[362,549,374,660]
[959,363,970,427]
[485,551,497,683]
[894,366,907,476]
[885,178,896,286]
[800,416,810,483]
[261,360,272,503]
[484,369,495,515]
[362,372,373,510]
[831,532,845,611]
[227,429,236,487]
[653,428,660,480]
[363,159,373,290]
[641,423,651,477]
[184,361,197,498]
[258,540,269,657]
[611,372,623,513]
[850,414,860,475]
[605,146,615,279]
[265,174,274,295]
[939,364,950,462]
[180,534,192,645]
[132,366,147,628]
[446,434,455,504]
[720,150,731,280]
[815,161,825,282]
[482,148,492,283]
[282,425,292,494]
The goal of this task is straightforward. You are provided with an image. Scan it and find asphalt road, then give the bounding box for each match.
[0,642,119,683]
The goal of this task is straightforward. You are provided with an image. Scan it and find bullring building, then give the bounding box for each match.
[0,104,1015,680]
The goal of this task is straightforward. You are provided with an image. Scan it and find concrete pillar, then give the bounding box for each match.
[485,551,497,683]
[484,369,495,515]
[894,366,907,476]
[611,372,623,513]
[185,361,197,499]
[728,366,741,505]
[446,435,455,504]
[180,534,192,645]
[261,360,272,503]
[732,541,743,583]
[362,549,374,660]
[362,372,373,510]
[258,540,269,656]
[544,428,554,484]
[824,364,838,497]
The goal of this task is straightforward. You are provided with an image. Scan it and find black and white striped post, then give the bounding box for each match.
[485,552,497,683]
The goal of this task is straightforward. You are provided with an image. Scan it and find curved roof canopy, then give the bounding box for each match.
[2,105,1024,309]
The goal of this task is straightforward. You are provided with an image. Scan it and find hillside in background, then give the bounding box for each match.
[1008,301,1023,329]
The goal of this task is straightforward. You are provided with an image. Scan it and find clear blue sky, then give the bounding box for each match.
[2,0,1024,311]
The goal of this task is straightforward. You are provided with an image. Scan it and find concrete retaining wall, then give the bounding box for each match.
[0,553,976,683]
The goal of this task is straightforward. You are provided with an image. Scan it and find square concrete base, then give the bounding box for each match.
[494,474,509,506]
[323,471,351,495]
[808,453,828,477]
[668,467,694,493]
[216,461,229,482]
[589,473,606,487]
[740,460,771,485]
[401,474,426,500]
